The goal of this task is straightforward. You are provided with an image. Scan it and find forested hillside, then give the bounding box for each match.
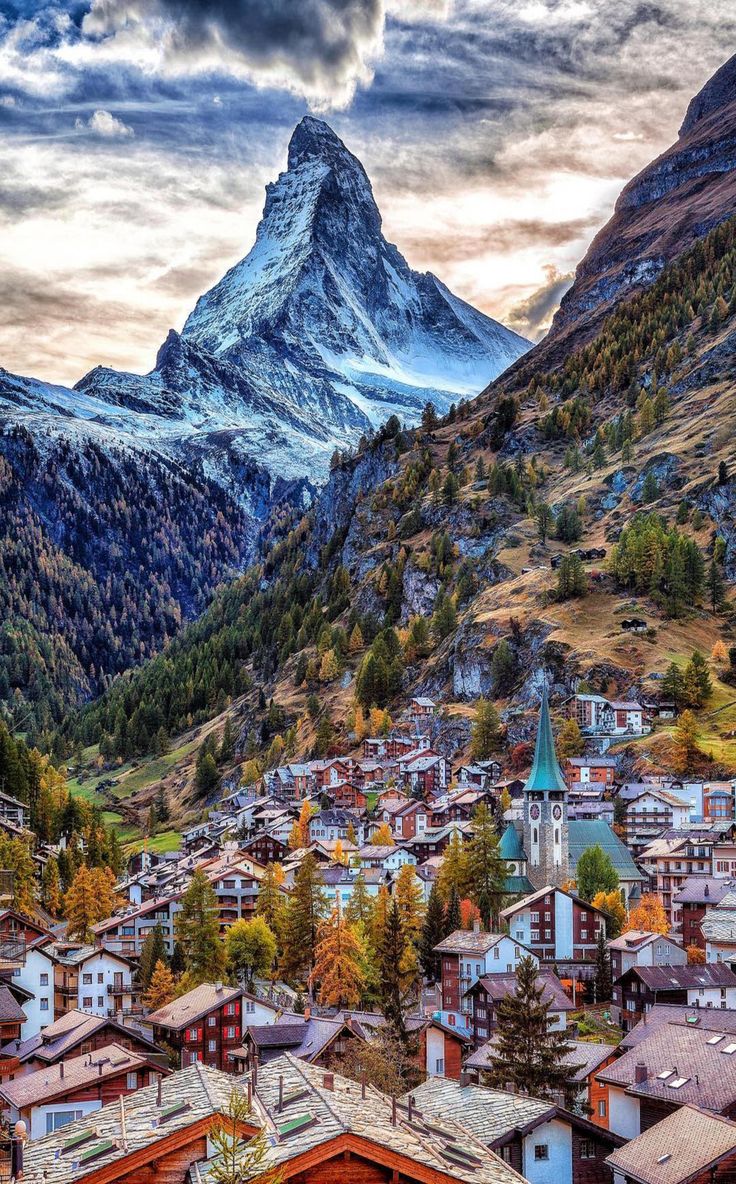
[59,212,736,821]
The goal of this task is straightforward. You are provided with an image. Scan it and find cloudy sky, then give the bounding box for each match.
[0,0,734,386]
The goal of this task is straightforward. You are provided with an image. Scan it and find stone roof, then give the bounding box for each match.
[598,1017,736,1110]
[624,963,736,990]
[620,1005,736,1051]
[606,1104,736,1184]
[466,971,575,1013]
[673,878,736,905]
[0,1043,160,1109]
[0,985,25,1024]
[607,930,675,952]
[433,930,509,955]
[465,1037,615,1082]
[406,1076,553,1144]
[0,1008,161,1065]
[701,909,736,943]
[147,982,243,1031]
[524,688,568,795]
[244,1015,365,1063]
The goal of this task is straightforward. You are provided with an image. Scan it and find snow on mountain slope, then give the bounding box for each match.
[1,117,529,496]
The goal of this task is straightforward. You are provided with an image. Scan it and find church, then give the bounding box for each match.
[501,689,643,904]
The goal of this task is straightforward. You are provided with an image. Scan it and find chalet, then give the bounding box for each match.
[410,696,436,718]
[624,788,691,852]
[465,1039,617,1129]
[501,886,608,968]
[464,969,573,1044]
[50,944,137,1020]
[641,825,736,925]
[20,1054,525,1184]
[326,780,367,809]
[238,830,289,865]
[606,1104,736,1184]
[704,782,736,822]
[0,1041,168,1139]
[674,877,736,950]
[700,891,736,962]
[397,749,448,796]
[233,1014,367,1071]
[565,756,617,786]
[610,701,648,735]
[357,844,415,872]
[567,694,614,732]
[310,757,354,791]
[597,1010,736,1137]
[406,822,474,862]
[614,964,736,1033]
[320,864,388,909]
[0,986,25,1048]
[406,1014,471,1080]
[407,1077,624,1184]
[147,982,274,1073]
[308,809,362,843]
[363,733,424,761]
[0,793,27,829]
[433,930,534,1026]
[392,799,432,839]
[0,1009,165,1084]
[608,934,687,1024]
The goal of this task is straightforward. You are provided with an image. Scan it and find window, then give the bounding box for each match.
[188,1052,199,1065]
[598,1100,607,1117]
[226,1026,237,1039]
[97,996,104,1007]
[97,973,104,983]
[208,1016,217,1027]
[477,1007,486,1019]
[435,1058,444,1075]
[477,1025,487,1038]
[226,1002,237,1016]
[534,1145,549,1161]
[82,973,92,985]
[245,1000,255,1013]
[127,1071,138,1089]
[531,912,540,922]
[580,1139,595,1159]
[46,1110,83,1134]
[531,931,539,942]
[500,1147,513,1164]
[493,947,500,959]
[187,1027,199,1042]
[208,1040,217,1053]
[82,996,92,1008]
[581,929,588,940]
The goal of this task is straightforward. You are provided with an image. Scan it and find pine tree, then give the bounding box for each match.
[484,956,576,1104]
[145,960,176,1011]
[309,908,365,1007]
[467,804,508,930]
[154,786,170,825]
[219,718,235,763]
[594,928,612,1002]
[444,886,461,935]
[377,899,407,1040]
[661,662,686,710]
[419,885,445,982]
[470,700,503,760]
[174,868,227,985]
[345,872,375,928]
[138,923,168,989]
[255,863,287,945]
[280,853,327,984]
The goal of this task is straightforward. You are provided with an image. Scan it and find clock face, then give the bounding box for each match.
[552,804,562,821]
[529,804,541,820]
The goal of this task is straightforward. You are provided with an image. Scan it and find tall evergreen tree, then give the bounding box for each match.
[467,804,508,930]
[174,868,227,984]
[138,923,168,989]
[444,886,461,936]
[280,853,327,984]
[419,885,445,982]
[377,899,407,1041]
[484,956,576,1104]
[470,700,503,761]
[594,927,613,1003]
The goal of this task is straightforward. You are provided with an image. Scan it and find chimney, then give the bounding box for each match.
[705,884,710,898]
[278,1075,284,1111]
[323,1072,334,1091]
[392,1097,397,1126]
[215,981,223,993]
[473,919,481,934]
[459,1070,472,1087]
[304,1005,311,1021]
[634,1063,648,1084]
[59,1062,64,1080]
[407,1095,414,1122]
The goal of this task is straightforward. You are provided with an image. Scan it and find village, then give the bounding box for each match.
[0,684,732,1184]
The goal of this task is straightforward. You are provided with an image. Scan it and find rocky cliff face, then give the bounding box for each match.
[544,54,736,354]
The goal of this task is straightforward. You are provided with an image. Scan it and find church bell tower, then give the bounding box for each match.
[522,687,570,889]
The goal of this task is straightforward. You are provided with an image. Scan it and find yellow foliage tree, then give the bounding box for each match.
[672,709,701,774]
[296,799,313,848]
[626,894,669,935]
[556,718,584,760]
[591,890,626,938]
[371,822,395,846]
[712,639,728,664]
[309,909,365,1007]
[687,943,706,965]
[319,649,340,682]
[145,959,176,1011]
[499,787,512,813]
[348,624,364,653]
[334,839,347,865]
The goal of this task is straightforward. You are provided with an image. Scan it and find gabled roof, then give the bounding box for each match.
[606,1104,736,1184]
[501,884,607,920]
[147,982,243,1030]
[568,819,645,881]
[0,1008,161,1065]
[620,1005,736,1051]
[465,971,574,1013]
[433,930,513,956]
[607,930,676,952]
[622,964,736,990]
[598,1017,736,1109]
[0,1042,165,1109]
[524,688,568,795]
[465,1037,616,1082]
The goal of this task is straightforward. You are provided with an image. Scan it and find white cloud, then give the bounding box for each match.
[76,109,135,138]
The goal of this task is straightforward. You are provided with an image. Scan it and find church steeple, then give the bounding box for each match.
[525,686,568,794]
[521,685,569,889]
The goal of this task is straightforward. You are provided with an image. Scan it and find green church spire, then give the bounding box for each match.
[525,685,568,794]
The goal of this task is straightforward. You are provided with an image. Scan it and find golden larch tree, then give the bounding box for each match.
[310,908,365,1007]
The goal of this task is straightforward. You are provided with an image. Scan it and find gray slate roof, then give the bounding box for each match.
[406,1076,554,1144]
[598,1018,736,1111]
[606,1104,736,1184]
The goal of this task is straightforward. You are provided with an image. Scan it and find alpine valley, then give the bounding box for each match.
[0,117,529,728]
[53,50,736,838]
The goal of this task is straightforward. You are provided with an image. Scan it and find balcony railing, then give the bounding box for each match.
[0,936,25,966]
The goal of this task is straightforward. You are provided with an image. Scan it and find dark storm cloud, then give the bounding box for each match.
[507,270,575,340]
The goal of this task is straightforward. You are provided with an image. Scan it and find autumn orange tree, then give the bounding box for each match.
[310,908,365,1007]
[372,822,395,846]
[145,959,176,1011]
[592,890,626,937]
[625,894,668,935]
[687,943,706,965]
